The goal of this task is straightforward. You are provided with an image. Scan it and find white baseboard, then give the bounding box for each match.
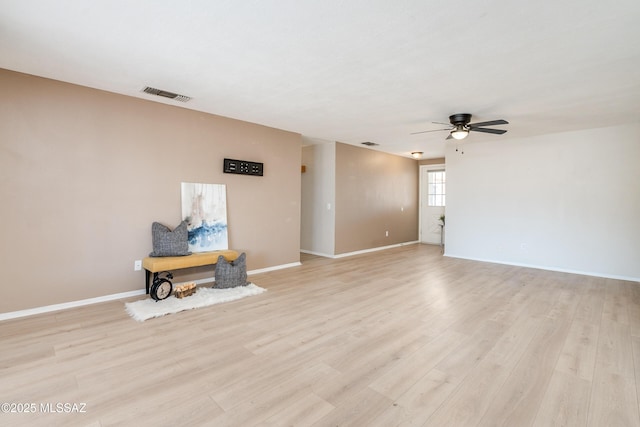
[0,289,146,322]
[302,241,419,259]
[333,241,419,258]
[444,253,640,283]
[0,261,302,322]
[248,262,302,275]
[300,249,334,258]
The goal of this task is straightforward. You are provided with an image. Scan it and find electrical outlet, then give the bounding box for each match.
[134,260,142,271]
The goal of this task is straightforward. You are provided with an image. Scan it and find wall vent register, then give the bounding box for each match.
[141,86,191,102]
[223,158,264,176]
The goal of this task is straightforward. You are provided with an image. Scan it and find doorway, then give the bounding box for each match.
[419,164,445,246]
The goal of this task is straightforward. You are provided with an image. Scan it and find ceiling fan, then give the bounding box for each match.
[412,113,509,140]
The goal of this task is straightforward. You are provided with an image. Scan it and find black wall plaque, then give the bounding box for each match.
[223,158,264,176]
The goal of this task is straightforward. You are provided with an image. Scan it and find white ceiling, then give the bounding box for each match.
[2,0,639,159]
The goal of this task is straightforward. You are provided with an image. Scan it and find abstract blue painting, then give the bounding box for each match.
[181,182,228,253]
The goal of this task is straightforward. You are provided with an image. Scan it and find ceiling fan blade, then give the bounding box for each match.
[469,119,508,128]
[410,128,452,135]
[445,134,453,140]
[469,127,507,135]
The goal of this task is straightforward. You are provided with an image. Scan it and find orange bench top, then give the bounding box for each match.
[142,250,239,272]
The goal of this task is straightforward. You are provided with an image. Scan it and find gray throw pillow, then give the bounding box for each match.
[149,221,191,257]
[214,253,248,288]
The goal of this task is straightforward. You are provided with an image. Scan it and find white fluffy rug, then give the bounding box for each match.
[125,283,266,322]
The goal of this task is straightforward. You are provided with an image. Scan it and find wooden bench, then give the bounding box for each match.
[143,250,240,294]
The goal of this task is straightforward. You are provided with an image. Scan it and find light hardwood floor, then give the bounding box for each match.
[1,244,639,426]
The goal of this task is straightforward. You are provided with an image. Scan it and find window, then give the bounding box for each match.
[428,170,446,206]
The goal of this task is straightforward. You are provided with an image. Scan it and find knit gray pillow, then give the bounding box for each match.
[149,221,191,257]
[214,253,248,288]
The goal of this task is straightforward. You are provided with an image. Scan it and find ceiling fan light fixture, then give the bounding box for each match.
[411,151,423,159]
[451,127,469,140]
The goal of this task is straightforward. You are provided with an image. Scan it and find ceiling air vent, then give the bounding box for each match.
[361,141,379,147]
[142,86,191,102]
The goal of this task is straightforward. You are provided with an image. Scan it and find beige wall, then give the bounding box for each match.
[334,143,419,254]
[1,69,301,313]
[419,157,445,166]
